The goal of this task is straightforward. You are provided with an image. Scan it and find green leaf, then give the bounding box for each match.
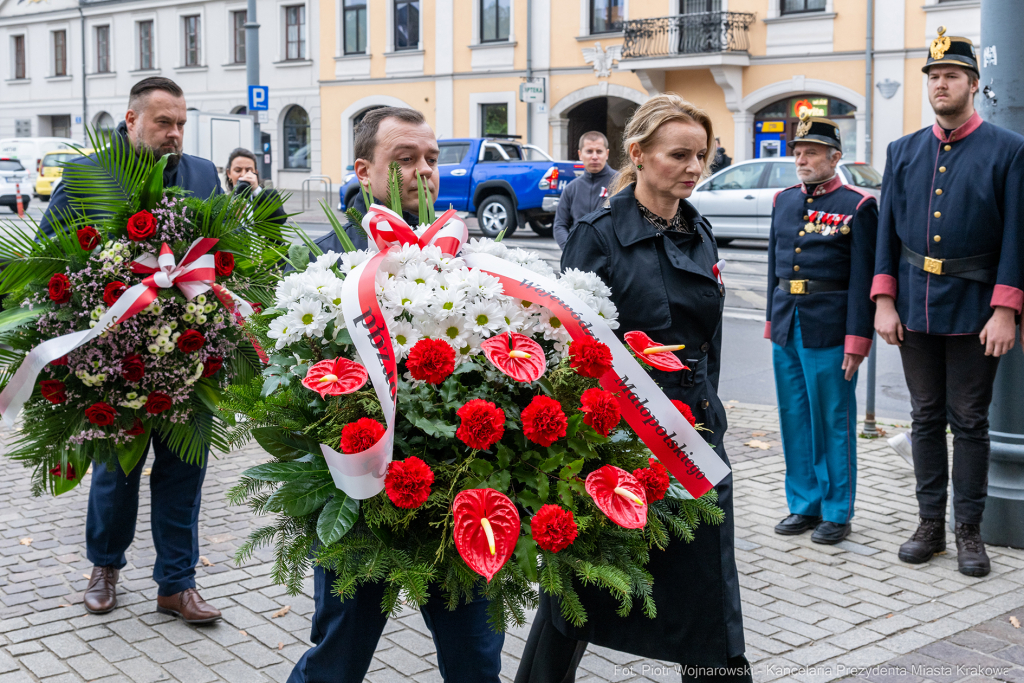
[566,413,585,438]
[261,375,283,398]
[251,427,320,460]
[469,459,495,478]
[0,305,48,334]
[288,243,310,272]
[116,423,152,475]
[138,154,170,210]
[539,449,564,473]
[556,480,575,509]
[243,460,328,482]
[514,534,539,583]
[316,494,360,544]
[559,458,584,480]
[193,379,222,415]
[320,199,358,252]
[496,443,513,469]
[268,479,334,517]
[412,415,456,439]
[485,469,511,493]
[567,437,596,459]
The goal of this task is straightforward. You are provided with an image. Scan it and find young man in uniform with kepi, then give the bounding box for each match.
[766,114,877,545]
[873,28,1024,577]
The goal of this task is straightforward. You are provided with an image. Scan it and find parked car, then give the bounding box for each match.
[338,137,583,238]
[688,157,882,244]
[35,148,94,199]
[0,158,31,213]
[0,137,80,197]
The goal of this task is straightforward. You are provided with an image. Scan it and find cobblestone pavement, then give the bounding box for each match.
[1,403,1023,683]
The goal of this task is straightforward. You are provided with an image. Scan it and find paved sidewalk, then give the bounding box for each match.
[1,404,1023,683]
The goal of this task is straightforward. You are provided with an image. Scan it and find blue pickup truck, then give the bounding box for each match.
[338,137,582,238]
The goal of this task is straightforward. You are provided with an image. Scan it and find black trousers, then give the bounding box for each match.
[898,330,1001,525]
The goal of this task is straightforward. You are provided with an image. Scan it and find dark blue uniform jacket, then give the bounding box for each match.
[39,121,223,237]
[871,113,1024,334]
[766,175,878,355]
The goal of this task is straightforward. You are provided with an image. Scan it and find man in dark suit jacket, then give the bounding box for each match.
[38,77,224,624]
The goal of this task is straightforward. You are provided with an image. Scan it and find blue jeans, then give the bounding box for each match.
[289,564,504,683]
[85,432,207,596]
[772,313,858,524]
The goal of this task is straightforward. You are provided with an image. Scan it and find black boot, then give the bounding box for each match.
[955,522,991,577]
[898,517,945,564]
[774,514,821,535]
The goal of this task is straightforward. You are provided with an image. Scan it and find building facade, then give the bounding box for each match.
[0,0,322,190]
[317,0,980,181]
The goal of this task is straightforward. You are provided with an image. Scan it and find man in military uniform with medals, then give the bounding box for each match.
[873,28,1024,577]
[766,114,877,545]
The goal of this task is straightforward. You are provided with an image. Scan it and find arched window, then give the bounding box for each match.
[283,105,310,169]
[231,105,248,115]
[92,111,116,132]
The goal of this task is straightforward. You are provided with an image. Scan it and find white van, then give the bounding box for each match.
[0,137,80,197]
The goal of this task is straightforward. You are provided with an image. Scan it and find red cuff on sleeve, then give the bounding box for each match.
[844,335,872,357]
[991,285,1024,314]
[764,321,771,339]
[870,274,898,302]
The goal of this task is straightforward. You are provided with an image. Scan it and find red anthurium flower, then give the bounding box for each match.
[578,387,621,436]
[48,463,77,480]
[301,358,368,399]
[623,331,686,372]
[567,337,614,379]
[531,505,578,553]
[480,332,546,383]
[584,465,648,529]
[385,456,434,509]
[521,395,567,447]
[633,458,671,503]
[39,380,66,405]
[452,488,520,582]
[671,400,697,427]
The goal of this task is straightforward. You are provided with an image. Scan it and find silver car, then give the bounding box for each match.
[689,157,881,245]
[0,158,30,213]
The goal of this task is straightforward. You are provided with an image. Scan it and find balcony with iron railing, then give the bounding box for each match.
[621,12,756,61]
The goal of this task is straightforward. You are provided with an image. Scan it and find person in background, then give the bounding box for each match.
[873,28,1024,578]
[224,147,287,226]
[766,114,877,545]
[710,137,732,174]
[552,131,617,248]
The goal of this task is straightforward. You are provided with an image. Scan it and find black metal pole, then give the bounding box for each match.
[978,0,1024,548]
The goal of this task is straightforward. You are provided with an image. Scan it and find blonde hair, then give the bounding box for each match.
[611,93,715,195]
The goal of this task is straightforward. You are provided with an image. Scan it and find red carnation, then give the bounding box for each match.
[521,395,568,447]
[124,418,146,437]
[340,417,386,454]
[177,329,206,353]
[48,273,71,304]
[48,463,77,480]
[144,392,173,415]
[578,387,621,437]
[77,226,100,251]
[671,400,697,427]
[104,281,128,307]
[456,399,505,450]
[633,458,671,503]
[84,402,118,426]
[50,356,69,367]
[215,251,235,277]
[406,338,456,385]
[567,337,614,379]
[249,302,264,315]
[531,504,578,553]
[202,356,223,378]
[385,456,434,509]
[120,354,145,382]
[126,210,156,241]
[39,380,66,405]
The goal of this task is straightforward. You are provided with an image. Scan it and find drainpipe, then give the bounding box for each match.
[861,0,879,439]
[78,6,88,138]
[526,0,533,145]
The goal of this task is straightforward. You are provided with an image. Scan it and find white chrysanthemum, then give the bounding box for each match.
[321,279,345,311]
[301,268,338,297]
[422,244,465,271]
[422,317,471,349]
[275,276,307,307]
[461,237,508,258]
[499,305,532,333]
[401,261,440,286]
[267,317,300,349]
[287,299,329,337]
[390,320,422,359]
[340,249,374,274]
[384,281,431,317]
[460,269,504,299]
[310,251,341,271]
[561,267,612,299]
[465,300,505,335]
[383,243,423,271]
[596,298,620,328]
[429,286,467,318]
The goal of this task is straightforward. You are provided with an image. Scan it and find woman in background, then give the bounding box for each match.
[224,148,287,226]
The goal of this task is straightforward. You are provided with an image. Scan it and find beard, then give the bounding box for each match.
[931,88,972,118]
[135,140,182,170]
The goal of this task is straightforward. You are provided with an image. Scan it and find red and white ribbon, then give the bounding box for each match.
[713,260,726,288]
[0,238,252,427]
[323,205,729,500]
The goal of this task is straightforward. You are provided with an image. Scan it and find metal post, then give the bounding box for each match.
[79,8,87,138]
[860,0,878,438]
[976,0,1024,548]
[525,0,533,145]
[245,0,261,156]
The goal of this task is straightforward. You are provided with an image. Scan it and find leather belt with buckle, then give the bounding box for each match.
[778,278,848,295]
[900,244,998,285]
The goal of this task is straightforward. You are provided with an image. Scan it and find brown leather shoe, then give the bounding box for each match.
[156,588,222,624]
[84,566,119,614]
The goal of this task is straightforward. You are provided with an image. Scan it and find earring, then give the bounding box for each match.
[637,163,644,171]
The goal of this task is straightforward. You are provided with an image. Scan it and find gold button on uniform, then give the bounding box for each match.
[806,198,814,204]
[934,235,942,242]
[944,145,951,151]
[934,211,941,218]
[939,166,947,172]
[795,247,802,253]
[793,265,800,272]
[935,189,943,195]
[798,230,805,236]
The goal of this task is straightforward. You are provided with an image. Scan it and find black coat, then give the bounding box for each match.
[556,184,745,666]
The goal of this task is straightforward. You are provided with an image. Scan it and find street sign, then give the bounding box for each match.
[519,80,545,104]
[248,85,269,111]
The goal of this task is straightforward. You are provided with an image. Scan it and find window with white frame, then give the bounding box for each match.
[590,0,622,34]
[480,103,508,136]
[681,0,721,12]
[343,0,367,54]
[480,0,510,43]
[96,25,111,73]
[394,0,419,50]
[53,30,67,76]
[232,11,247,63]
[283,106,311,169]
[13,35,26,79]
[285,5,306,60]
[138,20,154,70]
[183,15,201,67]
[781,0,826,13]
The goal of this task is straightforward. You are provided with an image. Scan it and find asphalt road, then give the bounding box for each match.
[6,199,913,422]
